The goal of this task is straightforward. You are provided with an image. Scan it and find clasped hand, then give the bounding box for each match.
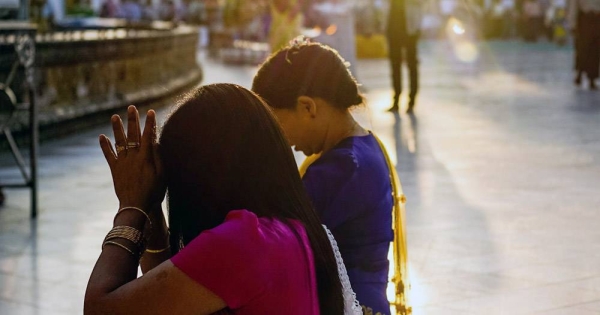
[99,106,165,212]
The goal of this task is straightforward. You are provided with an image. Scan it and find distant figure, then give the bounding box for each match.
[269,0,302,51]
[119,0,143,21]
[502,0,517,38]
[159,0,176,21]
[311,0,358,75]
[522,0,543,41]
[486,0,507,38]
[547,0,568,45]
[568,0,600,90]
[100,0,121,18]
[439,0,457,22]
[386,0,423,113]
[141,0,158,21]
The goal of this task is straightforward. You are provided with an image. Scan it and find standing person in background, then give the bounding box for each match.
[269,0,303,51]
[119,0,143,22]
[386,0,423,113]
[159,0,176,21]
[502,0,517,38]
[522,0,543,41]
[100,0,121,18]
[141,0,158,21]
[569,0,600,90]
[486,0,507,38]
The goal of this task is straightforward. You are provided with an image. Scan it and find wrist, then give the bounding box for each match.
[146,224,169,248]
[114,207,148,230]
[119,201,150,212]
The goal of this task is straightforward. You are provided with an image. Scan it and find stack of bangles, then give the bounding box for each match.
[102,206,170,259]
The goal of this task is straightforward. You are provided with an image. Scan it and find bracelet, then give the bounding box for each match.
[145,245,170,254]
[103,240,138,258]
[103,226,145,253]
[114,206,152,228]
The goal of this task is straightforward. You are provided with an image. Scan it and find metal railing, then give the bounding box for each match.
[0,21,38,218]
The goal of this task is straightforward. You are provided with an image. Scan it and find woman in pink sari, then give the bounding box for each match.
[84,84,349,314]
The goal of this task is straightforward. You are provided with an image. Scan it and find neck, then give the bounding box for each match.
[321,110,367,154]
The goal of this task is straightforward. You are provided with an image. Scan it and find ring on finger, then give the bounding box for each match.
[127,141,141,149]
[116,145,127,154]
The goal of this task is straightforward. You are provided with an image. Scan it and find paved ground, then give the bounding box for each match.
[0,40,599,314]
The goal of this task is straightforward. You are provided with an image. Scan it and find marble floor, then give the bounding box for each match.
[1,40,599,314]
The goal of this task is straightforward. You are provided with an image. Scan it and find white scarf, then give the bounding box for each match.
[323,225,363,315]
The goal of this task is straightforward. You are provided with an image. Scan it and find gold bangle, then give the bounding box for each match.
[103,240,138,257]
[145,245,170,254]
[103,226,145,252]
[114,206,152,228]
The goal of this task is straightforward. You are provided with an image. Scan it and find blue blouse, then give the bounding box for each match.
[303,133,393,315]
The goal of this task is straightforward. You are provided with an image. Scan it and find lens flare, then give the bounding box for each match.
[325,24,337,36]
[455,42,479,63]
[445,17,480,63]
[303,27,322,38]
[452,24,465,35]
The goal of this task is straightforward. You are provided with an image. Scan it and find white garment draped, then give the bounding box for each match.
[323,225,362,315]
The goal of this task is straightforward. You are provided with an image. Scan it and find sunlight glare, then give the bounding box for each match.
[326,24,338,36]
[303,27,322,38]
[454,42,479,63]
[452,24,465,35]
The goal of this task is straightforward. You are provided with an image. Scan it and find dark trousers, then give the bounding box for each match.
[387,33,419,103]
[577,11,600,80]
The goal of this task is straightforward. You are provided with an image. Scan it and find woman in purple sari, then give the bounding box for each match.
[253,39,395,315]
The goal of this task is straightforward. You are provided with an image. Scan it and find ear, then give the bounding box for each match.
[296,96,318,118]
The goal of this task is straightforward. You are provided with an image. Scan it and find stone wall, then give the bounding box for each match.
[0,25,202,139]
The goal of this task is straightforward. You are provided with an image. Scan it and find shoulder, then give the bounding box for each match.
[303,146,359,189]
[197,210,264,250]
[169,210,273,308]
[172,210,266,266]
[302,138,368,201]
[308,139,360,175]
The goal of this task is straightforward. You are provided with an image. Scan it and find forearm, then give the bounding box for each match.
[85,210,146,313]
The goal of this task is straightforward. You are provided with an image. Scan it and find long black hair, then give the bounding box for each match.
[252,40,363,110]
[159,83,344,314]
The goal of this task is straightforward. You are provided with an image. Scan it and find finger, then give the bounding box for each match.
[141,109,156,153]
[112,114,127,155]
[99,134,117,166]
[126,105,141,147]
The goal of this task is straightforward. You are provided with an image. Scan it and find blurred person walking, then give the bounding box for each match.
[569,0,600,90]
[386,0,423,113]
[269,0,303,51]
